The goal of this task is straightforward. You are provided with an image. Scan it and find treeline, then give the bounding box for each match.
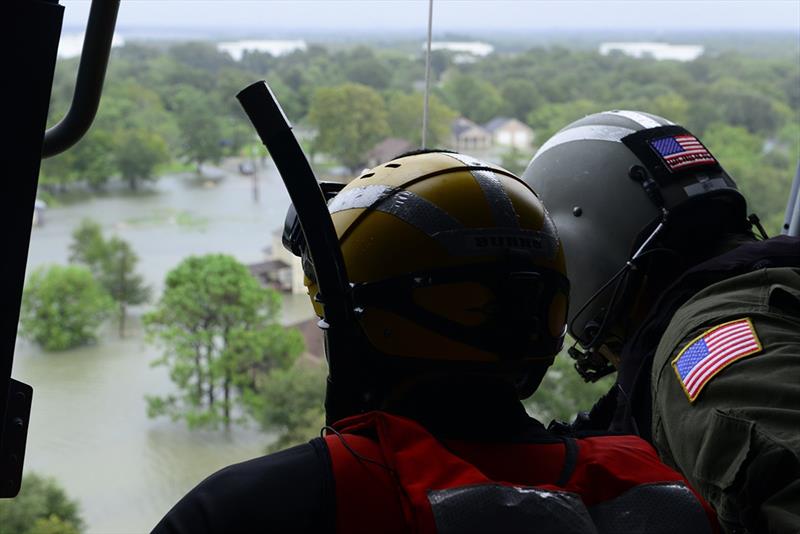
[44,40,797,230]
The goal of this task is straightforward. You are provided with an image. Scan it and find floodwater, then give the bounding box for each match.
[12,162,316,533]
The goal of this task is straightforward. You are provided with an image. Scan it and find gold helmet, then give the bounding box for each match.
[302,151,569,396]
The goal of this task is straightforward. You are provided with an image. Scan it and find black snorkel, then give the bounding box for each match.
[236,81,363,424]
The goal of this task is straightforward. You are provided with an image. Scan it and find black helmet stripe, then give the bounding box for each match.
[442,152,520,229]
[471,170,520,229]
[329,184,463,237]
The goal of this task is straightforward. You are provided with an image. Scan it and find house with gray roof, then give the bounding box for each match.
[451,117,492,152]
[483,117,534,149]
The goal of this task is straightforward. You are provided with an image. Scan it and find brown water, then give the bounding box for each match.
[12,164,315,533]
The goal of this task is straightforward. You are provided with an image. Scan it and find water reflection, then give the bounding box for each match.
[13,166,312,532]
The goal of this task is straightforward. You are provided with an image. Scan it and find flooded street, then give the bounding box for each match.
[12,164,315,532]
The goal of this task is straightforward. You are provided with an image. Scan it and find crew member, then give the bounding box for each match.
[524,110,800,533]
[153,150,718,533]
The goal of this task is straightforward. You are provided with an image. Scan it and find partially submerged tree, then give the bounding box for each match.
[69,221,149,337]
[145,254,304,430]
[68,219,107,271]
[20,265,113,351]
[99,237,150,337]
[250,358,327,453]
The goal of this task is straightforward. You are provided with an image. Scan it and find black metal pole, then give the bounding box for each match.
[0,0,64,497]
[42,0,120,158]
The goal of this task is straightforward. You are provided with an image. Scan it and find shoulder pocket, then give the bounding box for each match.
[693,409,754,525]
[694,409,754,490]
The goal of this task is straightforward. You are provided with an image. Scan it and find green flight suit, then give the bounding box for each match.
[651,266,800,533]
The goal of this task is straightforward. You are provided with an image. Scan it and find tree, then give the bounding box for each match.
[340,46,393,90]
[386,91,457,147]
[308,83,389,173]
[20,265,114,351]
[173,85,225,172]
[99,237,150,337]
[67,129,117,190]
[0,473,84,534]
[524,352,615,424]
[500,146,528,176]
[249,358,328,453]
[527,99,602,143]
[69,221,150,337]
[113,128,169,189]
[69,219,107,271]
[499,79,543,122]
[703,122,791,235]
[440,72,503,124]
[38,129,116,191]
[145,255,304,430]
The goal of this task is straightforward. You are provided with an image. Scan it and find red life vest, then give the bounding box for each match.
[324,411,718,534]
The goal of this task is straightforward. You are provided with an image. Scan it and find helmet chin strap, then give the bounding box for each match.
[568,208,670,382]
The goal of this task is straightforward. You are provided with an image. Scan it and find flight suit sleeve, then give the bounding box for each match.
[650,267,800,533]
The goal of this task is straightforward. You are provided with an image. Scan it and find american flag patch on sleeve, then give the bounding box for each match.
[650,134,717,172]
[672,318,762,403]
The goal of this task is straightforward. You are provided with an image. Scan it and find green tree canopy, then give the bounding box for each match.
[145,254,304,429]
[68,219,107,271]
[250,358,327,453]
[703,122,792,234]
[308,83,390,173]
[113,128,169,190]
[499,79,544,122]
[440,72,503,124]
[20,265,113,351]
[340,46,393,90]
[172,85,225,171]
[69,221,150,337]
[0,473,84,534]
[39,129,116,191]
[99,237,150,337]
[386,91,457,147]
[525,352,615,423]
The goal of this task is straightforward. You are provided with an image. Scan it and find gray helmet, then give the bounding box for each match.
[522,110,747,379]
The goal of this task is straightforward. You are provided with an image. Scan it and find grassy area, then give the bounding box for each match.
[156,159,197,175]
[124,208,209,230]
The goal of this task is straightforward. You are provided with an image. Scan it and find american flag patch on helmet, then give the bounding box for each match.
[672,318,761,403]
[650,134,717,172]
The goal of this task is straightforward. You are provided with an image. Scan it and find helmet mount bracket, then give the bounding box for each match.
[567,207,670,382]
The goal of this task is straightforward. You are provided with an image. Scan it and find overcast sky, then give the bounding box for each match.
[61,1,800,33]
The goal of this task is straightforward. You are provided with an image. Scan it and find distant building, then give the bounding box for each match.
[248,230,305,294]
[59,32,124,58]
[288,317,324,360]
[218,40,307,61]
[366,138,414,168]
[483,117,534,149]
[427,41,494,64]
[599,42,704,62]
[451,118,492,152]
